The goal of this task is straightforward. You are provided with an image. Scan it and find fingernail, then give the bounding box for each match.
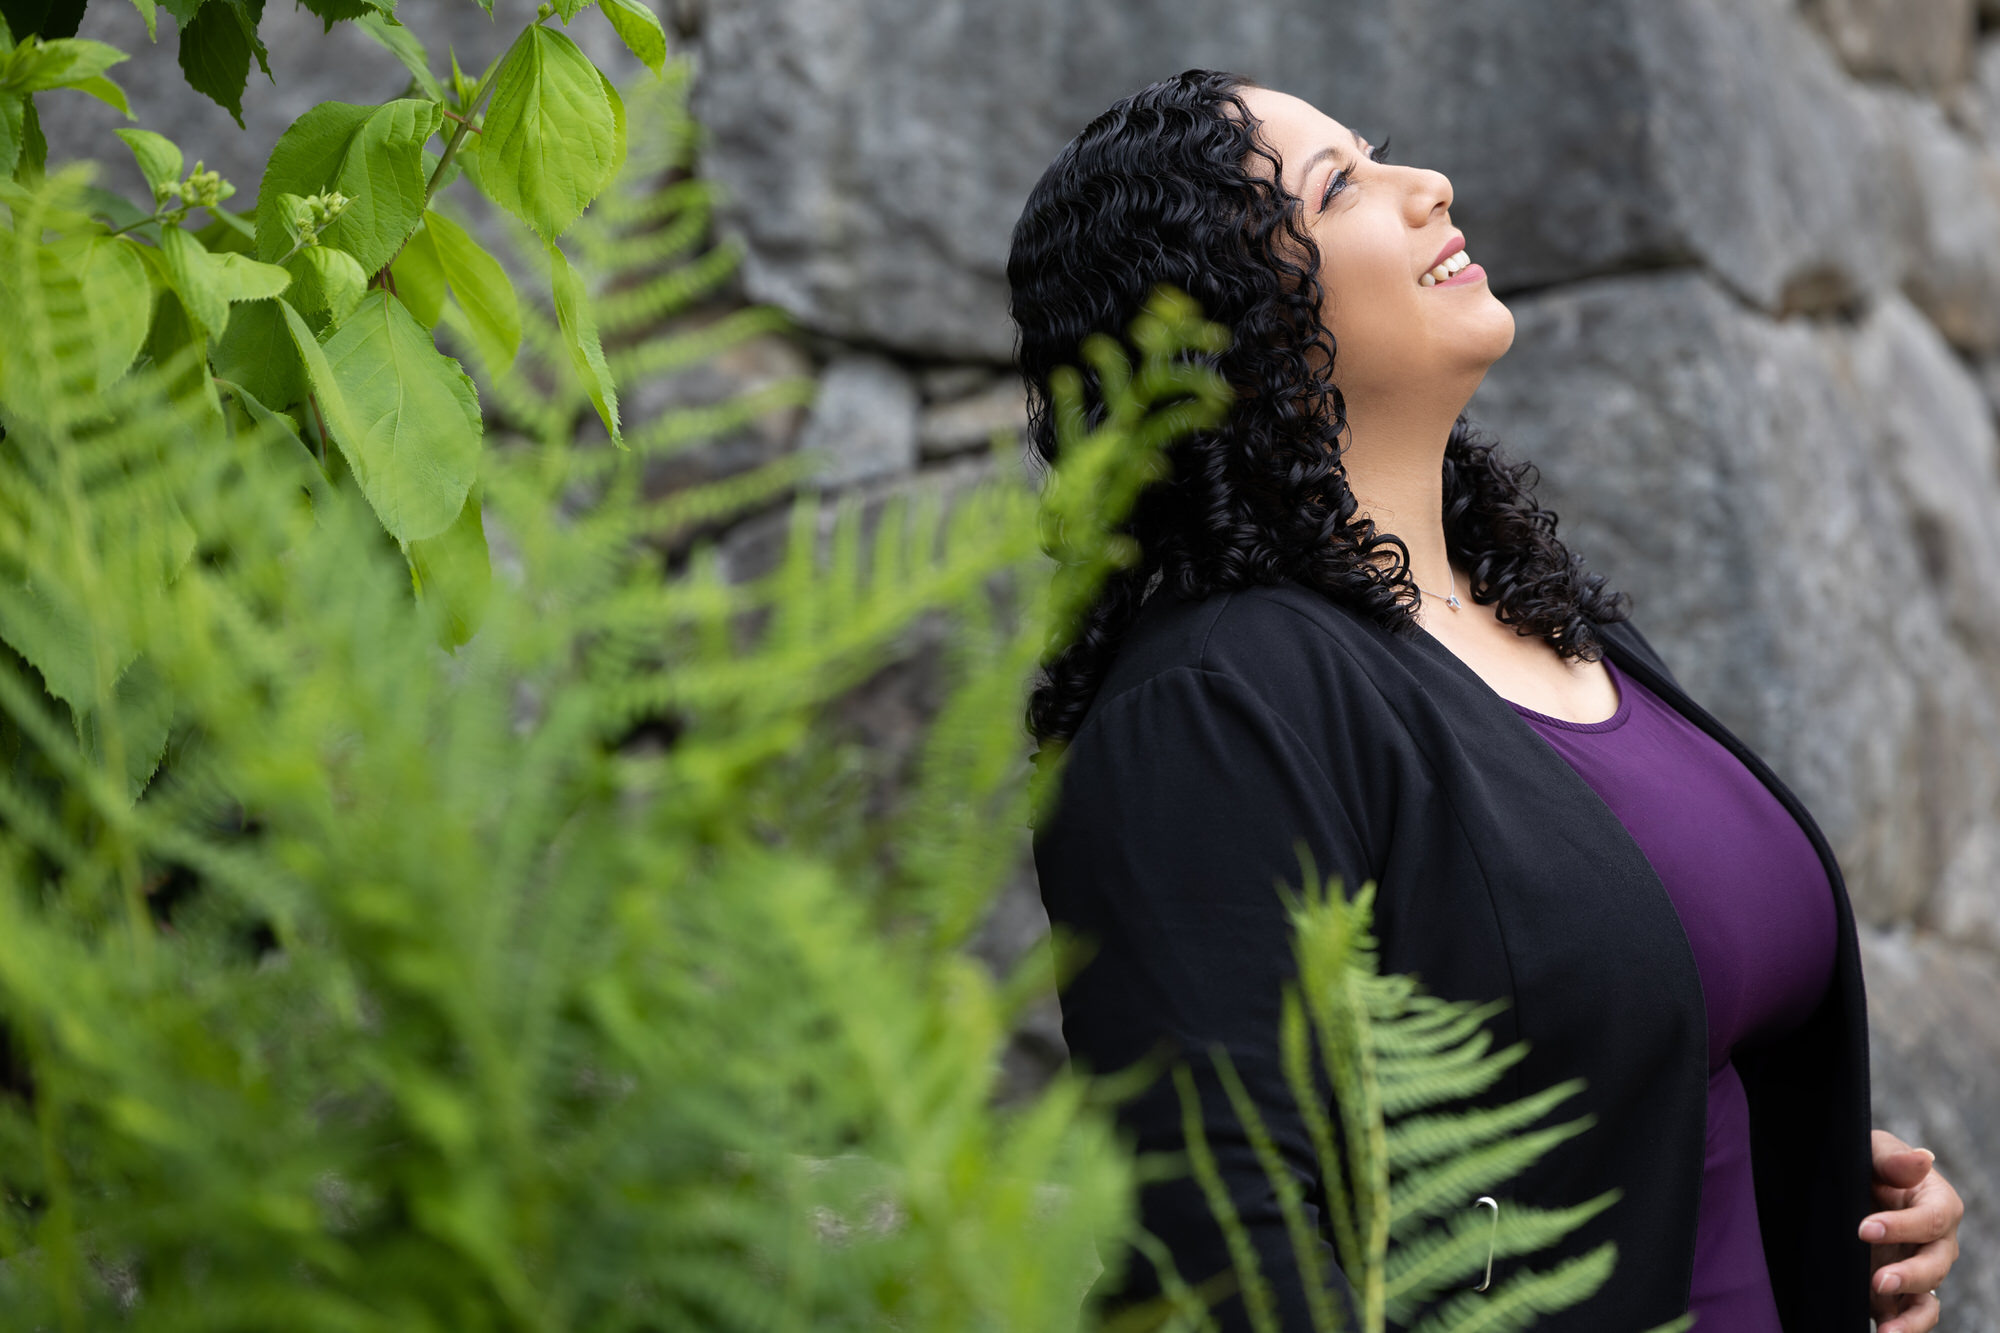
[1919,1148,1935,1166]
[1861,1220,1886,1241]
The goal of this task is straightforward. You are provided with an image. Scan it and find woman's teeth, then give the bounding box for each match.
[1420,250,1473,286]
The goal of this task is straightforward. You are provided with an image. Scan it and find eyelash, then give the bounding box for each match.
[1320,137,1393,211]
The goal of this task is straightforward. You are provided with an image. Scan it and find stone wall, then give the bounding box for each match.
[694,0,2000,1319]
[46,0,2000,1320]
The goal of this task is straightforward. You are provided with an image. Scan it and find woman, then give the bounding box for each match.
[1012,70,1964,1333]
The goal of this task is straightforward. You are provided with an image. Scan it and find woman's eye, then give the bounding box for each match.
[1320,137,1393,212]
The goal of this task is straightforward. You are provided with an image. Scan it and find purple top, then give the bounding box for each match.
[1507,656,1837,1330]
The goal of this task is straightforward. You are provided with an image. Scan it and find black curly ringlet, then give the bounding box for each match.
[1008,68,1632,746]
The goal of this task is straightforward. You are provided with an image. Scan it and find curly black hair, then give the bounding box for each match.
[1007,68,1631,745]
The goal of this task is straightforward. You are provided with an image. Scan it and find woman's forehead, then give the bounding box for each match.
[1236,87,1356,187]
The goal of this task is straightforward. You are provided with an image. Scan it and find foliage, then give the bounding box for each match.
[0,0,664,665]
[0,0,1241,1320]
[1157,871,1697,1333]
[0,6,1692,1331]
[0,78,1251,1326]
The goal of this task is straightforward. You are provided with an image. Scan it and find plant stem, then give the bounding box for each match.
[424,44,509,206]
[104,208,173,238]
[308,393,330,466]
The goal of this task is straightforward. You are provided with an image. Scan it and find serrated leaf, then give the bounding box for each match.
[156,225,290,338]
[389,216,443,325]
[15,89,42,179]
[296,0,391,27]
[68,73,130,114]
[77,651,175,798]
[407,485,489,649]
[474,25,621,241]
[129,0,158,41]
[0,93,20,177]
[257,98,441,276]
[158,224,227,333]
[548,0,589,19]
[0,235,150,401]
[600,0,664,76]
[174,0,268,129]
[214,297,307,408]
[299,244,366,323]
[0,573,110,707]
[546,240,619,444]
[144,281,225,426]
[4,36,127,90]
[355,13,438,100]
[423,209,518,371]
[206,248,289,300]
[115,126,181,192]
[281,291,481,542]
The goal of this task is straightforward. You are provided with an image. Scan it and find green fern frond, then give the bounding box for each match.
[1385,1192,1621,1319]
[1407,1243,1618,1333]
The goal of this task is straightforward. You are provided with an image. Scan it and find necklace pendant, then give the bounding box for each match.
[1446,594,1462,610]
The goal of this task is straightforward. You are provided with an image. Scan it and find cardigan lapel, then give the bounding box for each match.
[1591,618,1876,1330]
[1389,608,1870,1327]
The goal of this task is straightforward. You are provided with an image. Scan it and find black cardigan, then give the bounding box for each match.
[1030,580,1873,1332]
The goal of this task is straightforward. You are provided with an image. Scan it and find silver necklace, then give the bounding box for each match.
[1417,564,1463,611]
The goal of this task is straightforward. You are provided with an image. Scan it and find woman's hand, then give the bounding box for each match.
[1863,1129,1963,1333]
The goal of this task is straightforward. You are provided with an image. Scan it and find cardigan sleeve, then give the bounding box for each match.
[1032,665,1374,1332]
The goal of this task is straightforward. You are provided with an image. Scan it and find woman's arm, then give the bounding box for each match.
[1033,665,1376,1333]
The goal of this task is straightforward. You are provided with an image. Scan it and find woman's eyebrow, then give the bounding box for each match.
[1295,126,1370,196]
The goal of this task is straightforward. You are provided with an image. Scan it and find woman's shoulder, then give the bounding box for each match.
[1084,579,1393,729]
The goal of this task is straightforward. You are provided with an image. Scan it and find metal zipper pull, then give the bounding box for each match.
[1472,1196,1500,1292]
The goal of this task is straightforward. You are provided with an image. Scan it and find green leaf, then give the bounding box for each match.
[355,13,439,100]
[77,651,175,798]
[299,244,366,324]
[130,0,158,41]
[157,225,291,339]
[546,240,619,444]
[174,0,269,129]
[388,216,444,326]
[0,93,20,178]
[474,25,622,242]
[14,88,41,180]
[65,73,129,114]
[115,126,181,194]
[0,235,152,399]
[600,0,664,76]
[144,281,225,426]
[0,572,109,707]
[550,0,590,19]
[2,36,127,91]
[407,484,490,650]
[158,224,227,334]
[214,297,307,408]
[281,290,481,542]
[297,0,390,27]
[206,249,289,301]
[257,98,442,276]
[423,209,518,371]
[156,0,205,24]
[4,0,87,36]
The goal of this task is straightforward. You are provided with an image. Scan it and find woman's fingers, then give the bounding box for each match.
[1860,1182,1962,1245]
[1874,1287,1941,1333]
[1871,1236,1959,1300]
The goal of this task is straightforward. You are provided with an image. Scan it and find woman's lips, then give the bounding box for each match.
[1429,262,1486,288]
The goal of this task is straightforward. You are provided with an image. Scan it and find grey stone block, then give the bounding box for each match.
[797,353,920,488]
[1469,271,2000,930]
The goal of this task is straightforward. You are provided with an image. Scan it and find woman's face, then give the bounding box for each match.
[1236,87,1515,404]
